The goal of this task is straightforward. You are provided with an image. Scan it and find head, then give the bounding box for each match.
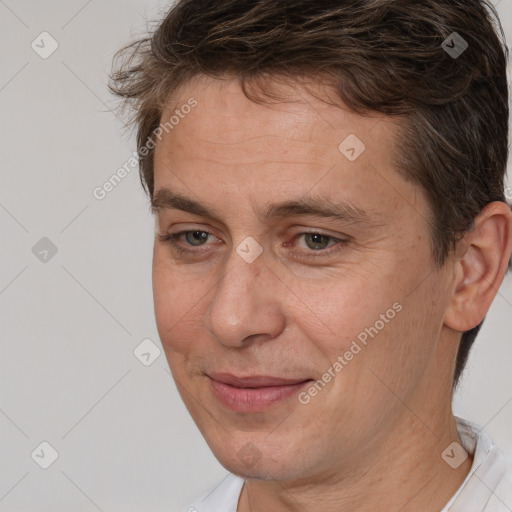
[110,0,511,482]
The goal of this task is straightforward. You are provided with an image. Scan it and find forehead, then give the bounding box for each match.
[156,75,397,164]
[152,74,427,225]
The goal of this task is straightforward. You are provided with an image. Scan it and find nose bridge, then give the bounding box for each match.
[204,241,285,347]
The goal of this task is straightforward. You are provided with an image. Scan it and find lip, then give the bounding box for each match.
[209,372,311,388]
[208,372,312,412]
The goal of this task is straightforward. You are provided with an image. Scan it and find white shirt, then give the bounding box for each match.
[183,417,512,512]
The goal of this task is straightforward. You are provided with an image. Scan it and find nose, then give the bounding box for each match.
[204,242,286,348]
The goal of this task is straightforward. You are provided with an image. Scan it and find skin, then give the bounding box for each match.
[151,74,512,512]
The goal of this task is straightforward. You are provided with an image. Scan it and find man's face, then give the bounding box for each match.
[152,75,455,480]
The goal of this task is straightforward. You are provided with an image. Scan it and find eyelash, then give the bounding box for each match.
[157,230,348,261]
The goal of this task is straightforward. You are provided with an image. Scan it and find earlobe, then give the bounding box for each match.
[444,201,512,333]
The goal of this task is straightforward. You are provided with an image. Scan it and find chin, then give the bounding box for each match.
[209,436,313,482]
[223,457,301,481]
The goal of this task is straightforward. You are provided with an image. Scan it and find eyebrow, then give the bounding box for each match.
[151,188,376,224]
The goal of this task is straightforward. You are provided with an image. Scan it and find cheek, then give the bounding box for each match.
[152,252,204,356]
[295,270,401,353]
[298,260,436,397]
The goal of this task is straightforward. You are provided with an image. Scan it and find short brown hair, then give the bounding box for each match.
[109,0,510,389]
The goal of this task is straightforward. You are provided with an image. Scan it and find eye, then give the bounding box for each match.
[287,231,348,260]
[176,230,210,246]
[157,229,348,261]
[298,233,336,251]
[156,230,218,255]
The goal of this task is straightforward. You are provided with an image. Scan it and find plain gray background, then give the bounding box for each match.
[0,0,511,510]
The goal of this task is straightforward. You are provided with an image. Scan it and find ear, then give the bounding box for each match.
[444,201,512,332]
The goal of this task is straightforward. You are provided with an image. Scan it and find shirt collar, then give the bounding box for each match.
[441,416,508,511]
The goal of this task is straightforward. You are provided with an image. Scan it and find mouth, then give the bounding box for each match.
[207,372,313,412]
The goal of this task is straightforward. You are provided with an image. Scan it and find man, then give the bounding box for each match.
[109,0,512,510]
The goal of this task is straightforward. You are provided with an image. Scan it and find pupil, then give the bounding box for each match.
[187,231,208,245]
[307,233,328,250]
